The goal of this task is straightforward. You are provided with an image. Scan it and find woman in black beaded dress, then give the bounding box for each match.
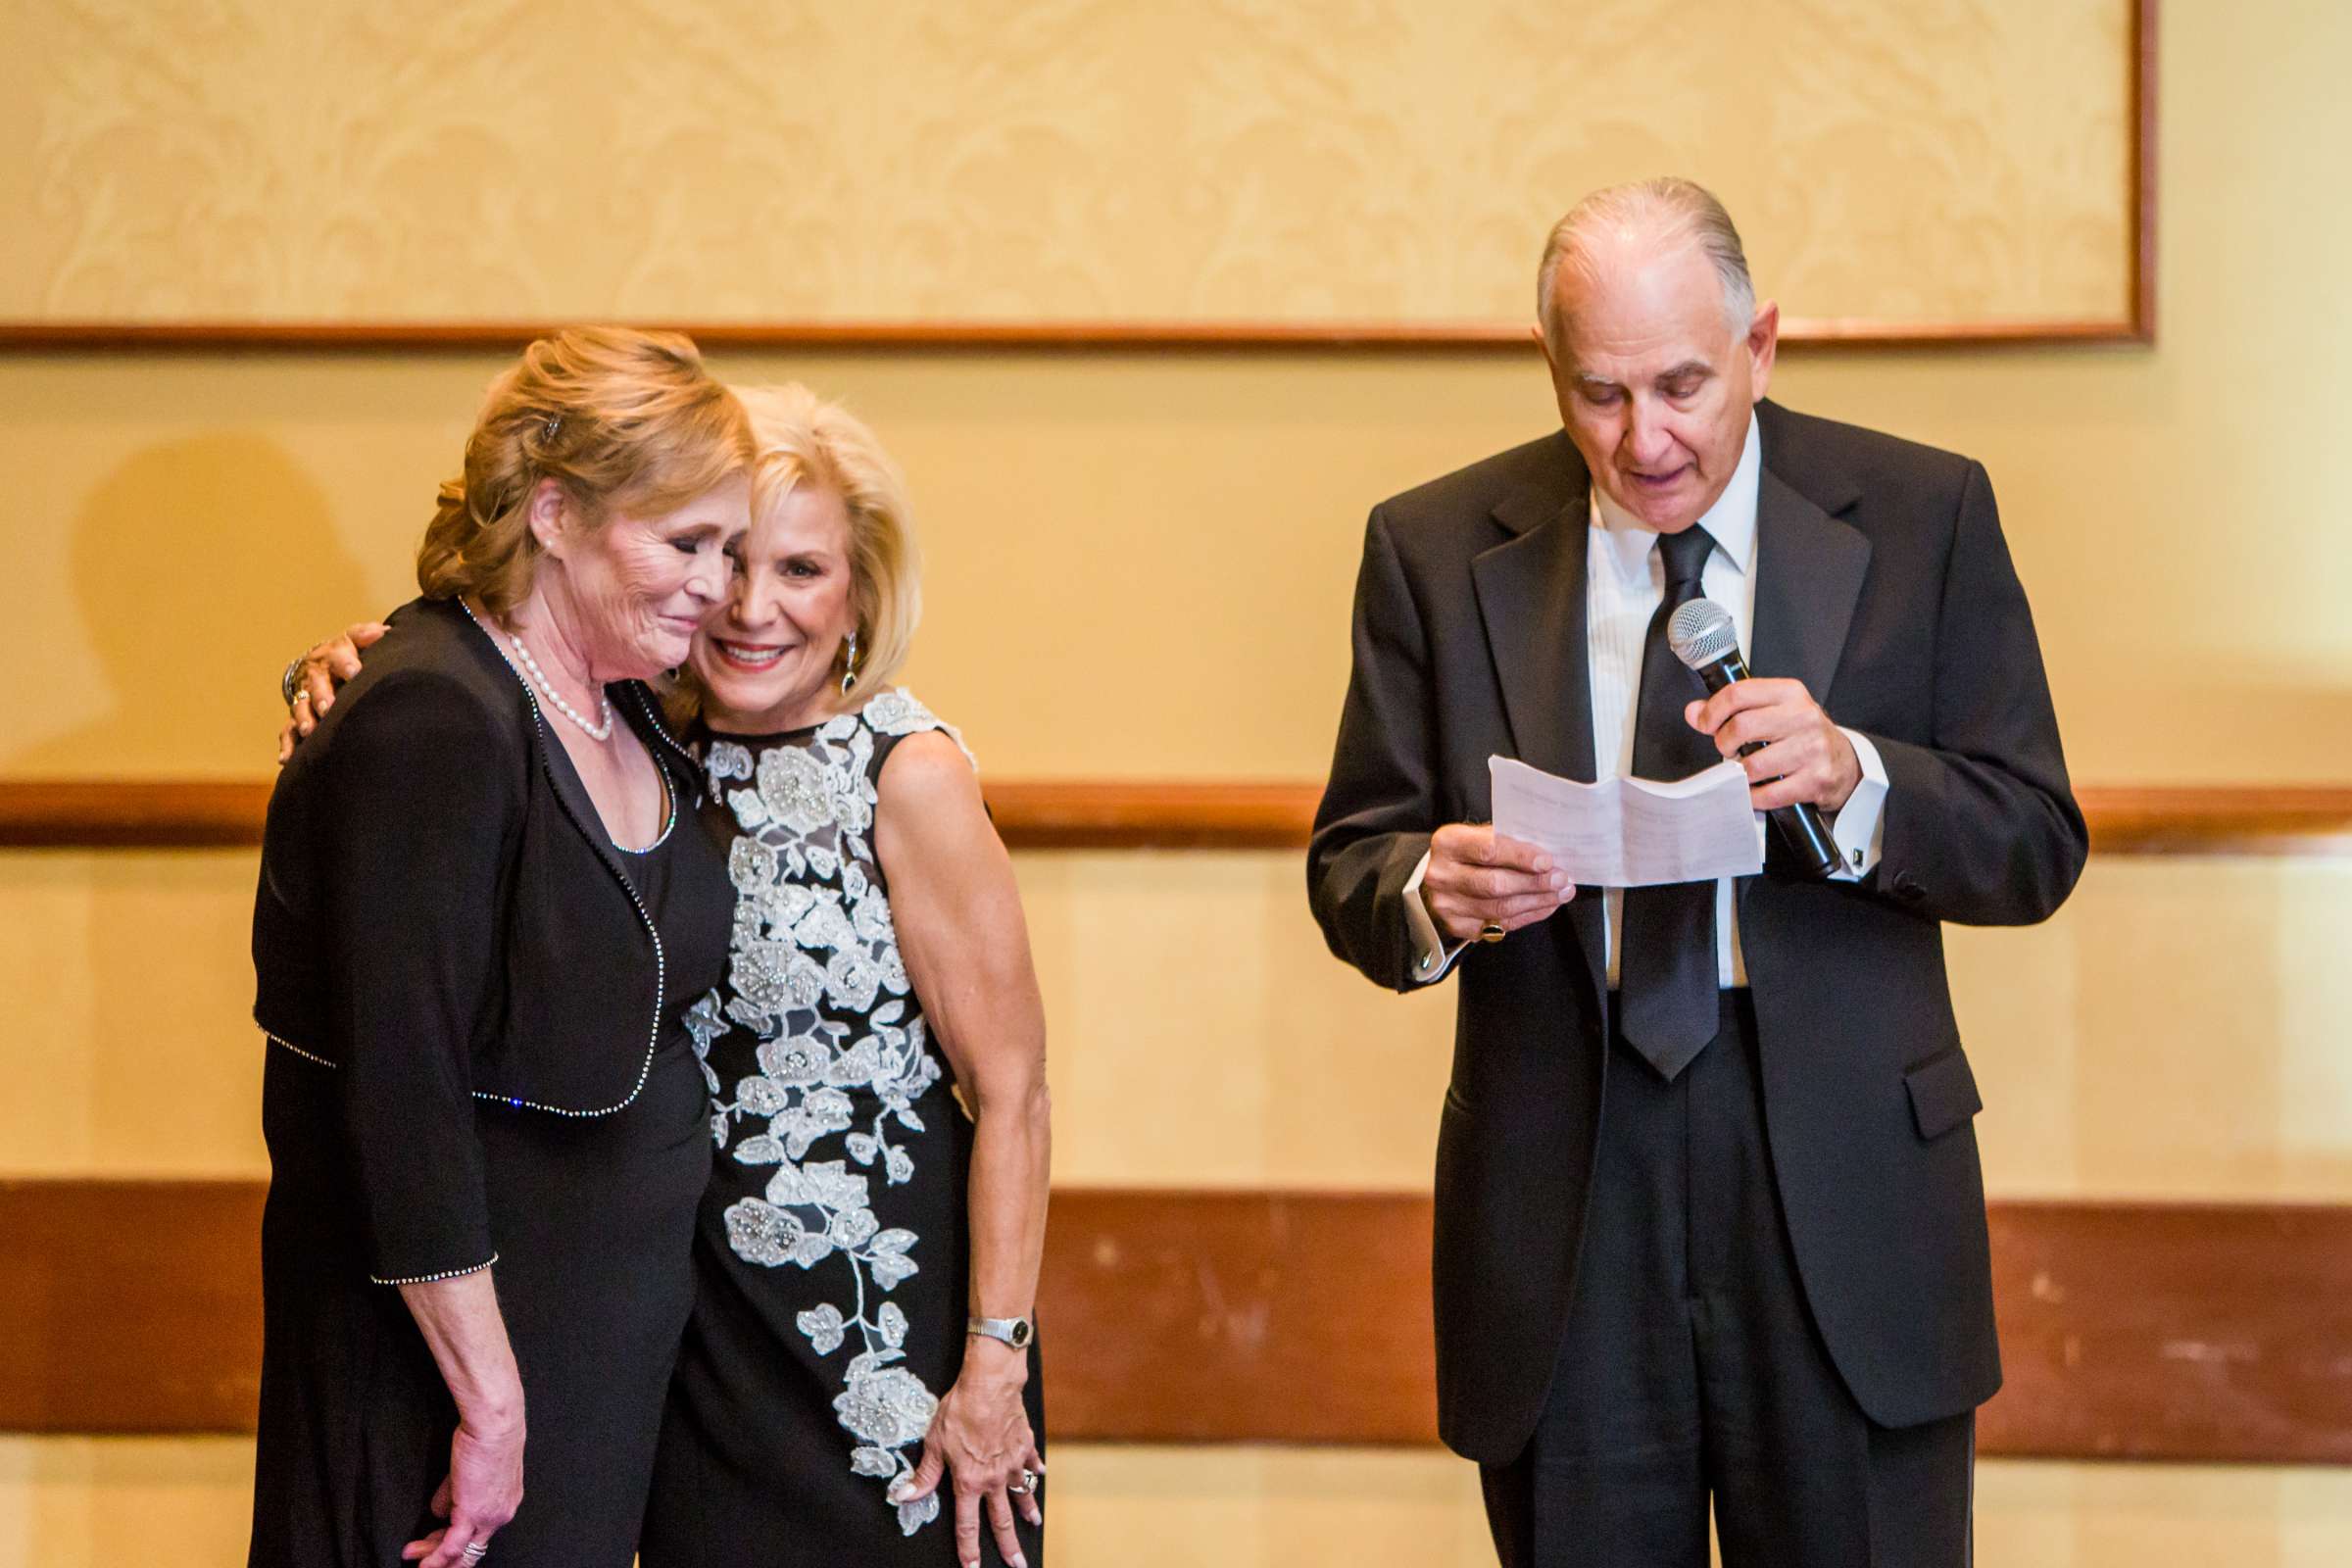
[640,383,1052,1568]
[285,379,1052,1568]
[250,328,754,1568]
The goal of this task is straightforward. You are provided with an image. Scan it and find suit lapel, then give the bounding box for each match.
[1747,467,1871,710]
[1474,484,1596,785]
[1471,456,1607,1001]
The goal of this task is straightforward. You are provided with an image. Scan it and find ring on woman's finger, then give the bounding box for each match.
[461,1544,488,1562]
[1005,1468,1039,1495]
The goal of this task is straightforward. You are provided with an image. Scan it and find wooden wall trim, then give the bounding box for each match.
[5,1182,2347,1462]
[0,319,1541,353]
[5,779,2350,856]
[2131,0,2161,344]
[0,3,2157,356]
[0,780,274,849]
[984,781,1319,850]
[2074,786,2352,855]
[0,315,2150,354]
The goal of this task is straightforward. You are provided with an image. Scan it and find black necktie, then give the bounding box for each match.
[1619,524,1722,1079]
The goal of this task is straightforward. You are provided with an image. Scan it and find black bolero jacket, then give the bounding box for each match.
[252,595,708,1283]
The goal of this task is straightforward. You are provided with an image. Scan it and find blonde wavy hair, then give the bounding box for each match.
[416,326,753,614]
[734,383,922,710]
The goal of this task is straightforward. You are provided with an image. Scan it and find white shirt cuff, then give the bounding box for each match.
[1829,727,1889,881]
[1403,850,1470,984]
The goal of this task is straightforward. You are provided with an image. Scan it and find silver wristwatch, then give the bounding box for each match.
[966,1314,1034,1350]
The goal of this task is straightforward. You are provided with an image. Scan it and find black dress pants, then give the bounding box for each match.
[1478,993,1974,1568]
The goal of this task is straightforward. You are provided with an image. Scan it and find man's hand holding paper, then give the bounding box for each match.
[1490,756,1764,889]
[1419,821,1578,943]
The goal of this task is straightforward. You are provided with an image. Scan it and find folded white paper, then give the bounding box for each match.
[1488,757,1763,888]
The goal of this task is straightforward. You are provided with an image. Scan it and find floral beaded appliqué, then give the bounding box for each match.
[689,691,971,1538]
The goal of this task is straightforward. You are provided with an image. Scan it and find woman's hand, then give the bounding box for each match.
[402,1408,525,1568]
[892,1338,1043,1568]
[277,619,387,763]
[395,1271,525,1568]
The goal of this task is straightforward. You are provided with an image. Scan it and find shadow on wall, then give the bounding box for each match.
[11,434,370,777]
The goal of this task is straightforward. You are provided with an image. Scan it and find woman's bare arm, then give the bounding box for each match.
[397,1271,526,1568]
[874,730,1051,1568]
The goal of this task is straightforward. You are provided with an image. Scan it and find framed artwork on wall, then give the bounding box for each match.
[1,0,2152,349]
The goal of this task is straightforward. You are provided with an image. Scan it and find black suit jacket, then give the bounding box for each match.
[1306,400,2086,1463]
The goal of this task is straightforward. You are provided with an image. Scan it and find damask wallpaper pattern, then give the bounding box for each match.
[3,0,2133,329]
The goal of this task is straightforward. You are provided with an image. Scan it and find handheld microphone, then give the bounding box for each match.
[1667,599,1842,882]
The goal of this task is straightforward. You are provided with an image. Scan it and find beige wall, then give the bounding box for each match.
[7,0,2352,1563]
[9,848,2352,1201]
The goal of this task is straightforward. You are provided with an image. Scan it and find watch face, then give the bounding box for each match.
[1009,1320,1033,1348]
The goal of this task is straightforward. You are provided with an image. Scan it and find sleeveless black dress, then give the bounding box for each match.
[641,691,1046,1567]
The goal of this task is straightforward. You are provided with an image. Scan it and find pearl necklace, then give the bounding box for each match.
[505,631,613,741]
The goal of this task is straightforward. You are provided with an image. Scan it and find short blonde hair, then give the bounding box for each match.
[736,383,922,709]
[416,326,752,614]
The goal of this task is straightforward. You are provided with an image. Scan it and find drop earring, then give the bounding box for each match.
[839,629,859,697]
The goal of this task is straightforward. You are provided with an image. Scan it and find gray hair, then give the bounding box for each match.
[1536,176,1756,354]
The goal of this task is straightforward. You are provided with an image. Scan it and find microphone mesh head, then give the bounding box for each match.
[1667,598,1740,669]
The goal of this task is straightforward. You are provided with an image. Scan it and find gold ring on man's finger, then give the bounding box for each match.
[1478,921,1506,943]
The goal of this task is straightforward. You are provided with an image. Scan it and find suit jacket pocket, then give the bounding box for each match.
[1904,1045,1984,1142]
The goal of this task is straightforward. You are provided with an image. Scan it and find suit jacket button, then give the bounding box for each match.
[1893,870,1926,903]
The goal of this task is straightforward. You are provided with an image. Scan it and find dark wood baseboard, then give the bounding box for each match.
[0,1179,266,1433]
[1983,1200,2352,1461]
[6,1181,2348,1462]
[5,780,2350,855]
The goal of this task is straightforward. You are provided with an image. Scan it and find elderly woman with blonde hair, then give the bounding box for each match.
[287,382,1052,1568]
[253,326,754,1568]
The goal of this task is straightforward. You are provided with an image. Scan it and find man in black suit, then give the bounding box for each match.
[1306,177,2084,1565]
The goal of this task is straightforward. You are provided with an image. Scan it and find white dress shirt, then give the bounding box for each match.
[1405,413,1888,986]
